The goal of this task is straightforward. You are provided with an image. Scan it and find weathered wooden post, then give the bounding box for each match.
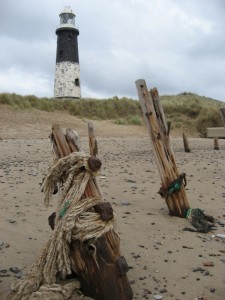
[182,132,191,153]
[219,108,225,128]
[214,137,219,150]
[51,124,133,300]
[135,79,190,217]
[88,121,98,157]
[217,107,225,150]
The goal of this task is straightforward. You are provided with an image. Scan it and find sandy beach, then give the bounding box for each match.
[0,107,225,300]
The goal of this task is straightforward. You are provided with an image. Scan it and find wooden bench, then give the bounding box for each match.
[207,127,225,138]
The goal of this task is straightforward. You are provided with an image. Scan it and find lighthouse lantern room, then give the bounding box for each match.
[54,6,81,99]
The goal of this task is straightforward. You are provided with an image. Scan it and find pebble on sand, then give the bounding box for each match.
[154,295,163,300]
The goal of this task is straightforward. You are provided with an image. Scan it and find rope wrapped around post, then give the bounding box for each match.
[9,152,116,300]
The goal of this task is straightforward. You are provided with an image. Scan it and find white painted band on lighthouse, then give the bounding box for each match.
[54,61,81,98]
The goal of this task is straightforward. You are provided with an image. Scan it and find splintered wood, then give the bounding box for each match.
[50,124,133,300]
[135,79,190,217]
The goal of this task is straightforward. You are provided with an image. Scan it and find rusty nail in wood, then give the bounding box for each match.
[88,157,102,172]
[94,202,114,221]
[116,256,129,275]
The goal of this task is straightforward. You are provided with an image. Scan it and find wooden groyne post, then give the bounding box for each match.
[182,132,191,153]
[135,79,190,217]
[51,124,133,300]
[214,137,219,150]
[219,108,225,128]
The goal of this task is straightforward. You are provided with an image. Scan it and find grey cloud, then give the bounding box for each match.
[0,0,60,41]
[0,0,225,101]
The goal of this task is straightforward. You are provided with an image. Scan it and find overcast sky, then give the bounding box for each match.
[0,0,225,101]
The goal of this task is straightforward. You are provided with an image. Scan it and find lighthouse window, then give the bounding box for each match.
[59,50,63,58]
[68,35,72,42]
[75,78,80,86]
[60,13,75,26]
[61,14,69,24]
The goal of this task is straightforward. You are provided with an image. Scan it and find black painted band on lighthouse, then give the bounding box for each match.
[56,28,79,63]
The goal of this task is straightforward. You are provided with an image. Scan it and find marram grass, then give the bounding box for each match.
[0,92,224,136]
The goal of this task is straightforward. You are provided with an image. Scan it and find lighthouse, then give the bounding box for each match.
[54,6,81,99]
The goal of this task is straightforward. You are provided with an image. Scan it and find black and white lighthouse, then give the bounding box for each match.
[54,6,81,99]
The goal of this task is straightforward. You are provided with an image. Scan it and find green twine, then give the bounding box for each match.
[185,208,192,219]
[185,208,203,220]
[185,208,214,233]
[168,181,182,195]
[59,200,71,218]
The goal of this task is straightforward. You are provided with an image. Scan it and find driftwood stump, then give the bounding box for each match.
[135,80,190,217]
[50,124,133,300]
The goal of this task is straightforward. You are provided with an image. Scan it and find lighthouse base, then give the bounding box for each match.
[54,61,81,99]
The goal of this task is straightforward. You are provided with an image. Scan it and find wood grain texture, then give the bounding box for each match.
[135,79,190,217]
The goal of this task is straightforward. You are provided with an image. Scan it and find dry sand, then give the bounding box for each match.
[0,107,225,300]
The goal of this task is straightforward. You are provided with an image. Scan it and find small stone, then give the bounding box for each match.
[9,267,21,274]
[218,220,225,225]
[203,261,214,267]
[193,267,205,273]
[0,240,4,247]
[210,288,215,293]
[220,257,225,263]
[216,234,225,239]
[139,277,145,280]
[9,220,16,224]
[143,289,152,296]
[133,254,141,259]
[0,273,10,277]
[154,295,163,300]
[182,245,193,249]
[15,272,23,279]
[121,201,130,206]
